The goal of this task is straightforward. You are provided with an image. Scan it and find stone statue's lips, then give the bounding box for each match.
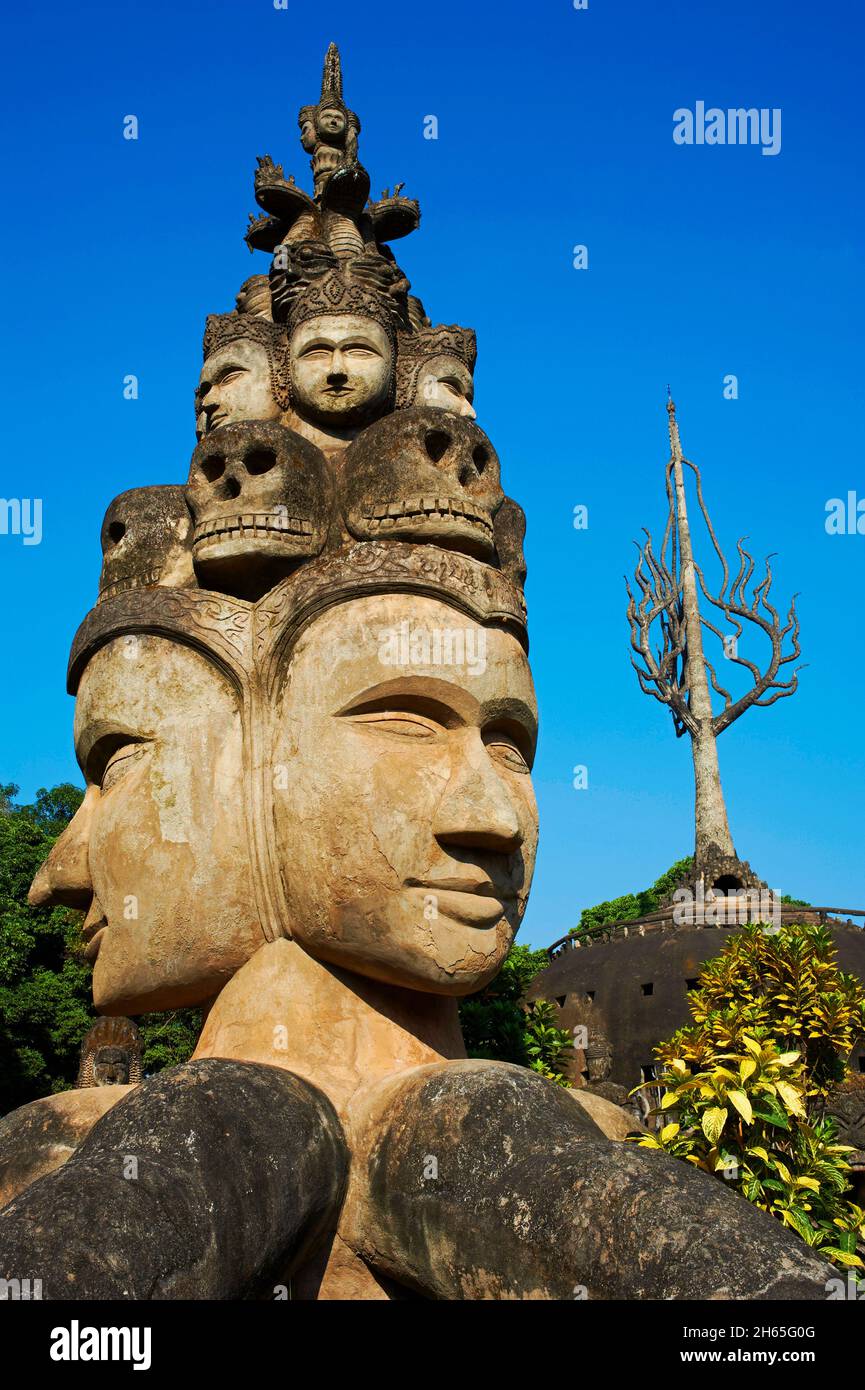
[405,876,514,927]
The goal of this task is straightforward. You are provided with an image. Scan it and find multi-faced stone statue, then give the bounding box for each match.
[196,313,289,440]
[268,588,536,996]
[297,41,365,207]
[2,40,835,1308]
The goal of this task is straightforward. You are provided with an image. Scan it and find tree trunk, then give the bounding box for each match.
[669,419,736,865]
[691,723,736,865]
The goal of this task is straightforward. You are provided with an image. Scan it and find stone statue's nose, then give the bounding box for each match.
[433,733,523,855]
[327,351,348,383]
[28,789,96,910]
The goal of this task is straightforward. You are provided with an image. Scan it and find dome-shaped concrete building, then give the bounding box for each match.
[528,917,865,1100]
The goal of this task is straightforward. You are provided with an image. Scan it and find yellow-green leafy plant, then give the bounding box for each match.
[630,923,865,1271]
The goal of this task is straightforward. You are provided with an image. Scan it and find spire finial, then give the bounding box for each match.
[666,388,682,460]
[321,42,344,102]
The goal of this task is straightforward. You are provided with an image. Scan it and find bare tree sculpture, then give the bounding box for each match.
[626,396,803,877]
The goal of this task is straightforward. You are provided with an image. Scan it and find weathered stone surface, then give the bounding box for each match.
[194,938,467,1116]
[0,1087,132,1210]
[344,1061,835,1300]
[41,635,261,1015]
[0,1059,348,1299]
[268,592,537,999]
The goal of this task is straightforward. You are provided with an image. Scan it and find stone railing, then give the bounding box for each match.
[545,904,865,960]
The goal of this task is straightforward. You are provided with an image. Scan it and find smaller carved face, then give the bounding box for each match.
[93,1047,130,1086]
[341,406,503,560]
[317,106,347,141]
[415,354,476,419]
[197,340,280,439]
[290,314,393,429]
[186,421,331,600]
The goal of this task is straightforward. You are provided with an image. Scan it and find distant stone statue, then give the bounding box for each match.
[76,1018,142,1088]
[297,41,364,206]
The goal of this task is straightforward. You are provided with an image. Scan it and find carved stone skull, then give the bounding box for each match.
[339,405,503,561]
[186,420,332,601]
[98,485,195,603]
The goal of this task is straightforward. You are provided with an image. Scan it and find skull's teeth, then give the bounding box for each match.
[193,513,314,543]
[361,497,492,531]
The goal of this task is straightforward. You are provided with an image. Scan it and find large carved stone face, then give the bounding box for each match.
[31,637,261,1014]
[416,354,476,419]
[272,593,538,994]
[290,314,393,429]
[341,406,503,560]
[186,421,331,600]
[197,339,280,438]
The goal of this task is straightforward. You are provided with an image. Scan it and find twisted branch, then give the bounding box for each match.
[627,450,804,739]
[682,457,805,736]
[626,516,695,737]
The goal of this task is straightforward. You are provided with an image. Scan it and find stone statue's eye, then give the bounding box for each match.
[100,743,147,792]
[485,739,529,774]
[348,712,440,741]
[219,369,245,385]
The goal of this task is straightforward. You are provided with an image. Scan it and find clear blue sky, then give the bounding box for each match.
[0,0,862,947]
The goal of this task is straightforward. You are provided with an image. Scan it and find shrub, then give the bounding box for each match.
[630,922,865,1271]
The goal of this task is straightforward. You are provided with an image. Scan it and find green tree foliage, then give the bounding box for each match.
[570,856,696,936]
[0,783,200,1114]
[631,923,865,1271]
[458,944,573,1085]
[0,782,91,1112]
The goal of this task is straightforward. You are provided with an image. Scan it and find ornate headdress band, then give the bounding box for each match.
[285,269,400,340]
[68,540,527,696]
